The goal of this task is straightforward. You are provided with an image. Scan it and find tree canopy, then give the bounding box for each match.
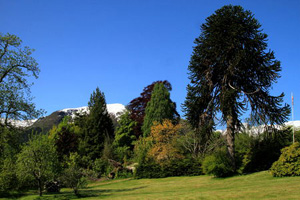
[0,33,42,127]
[142,82,179,137]
[183,5,290,167]
[128,80,179,137]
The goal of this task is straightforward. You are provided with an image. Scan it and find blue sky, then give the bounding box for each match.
[0,0,299,124]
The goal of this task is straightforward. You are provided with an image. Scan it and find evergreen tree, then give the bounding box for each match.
[142,83,179,137]
[128,80,179,138]
[113,111,137,161]
[78,87,114,163]
[114,111,136,149]
[183,5,290,169]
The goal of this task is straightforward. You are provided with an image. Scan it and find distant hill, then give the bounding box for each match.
[25,103,126,134]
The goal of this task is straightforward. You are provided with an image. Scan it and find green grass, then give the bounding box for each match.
[2,171,300,199]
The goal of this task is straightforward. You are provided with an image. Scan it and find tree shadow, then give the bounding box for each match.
[34,186,148,199]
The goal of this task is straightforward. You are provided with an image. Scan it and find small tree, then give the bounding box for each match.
[113,111,137,161]
[49,117,80,162]
[16,134,59,196]
[61,152,87,196]
[142,83,179,137]
[148,120,182,165]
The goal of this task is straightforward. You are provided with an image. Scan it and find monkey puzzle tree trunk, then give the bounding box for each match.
[226,115,236,171]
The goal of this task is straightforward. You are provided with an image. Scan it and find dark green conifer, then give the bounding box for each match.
[79,87,114,163]
[142,83,178,137]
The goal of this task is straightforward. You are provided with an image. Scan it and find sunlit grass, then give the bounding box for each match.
[2,171,300,199]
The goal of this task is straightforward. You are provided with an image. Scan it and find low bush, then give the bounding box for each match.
[270,142,300,177]
[135,158,202,179]
[202,148,234,177]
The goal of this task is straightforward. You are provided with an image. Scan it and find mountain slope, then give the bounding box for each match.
[27,103,126,134]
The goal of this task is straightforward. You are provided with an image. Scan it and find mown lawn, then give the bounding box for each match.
[2,171,300,200]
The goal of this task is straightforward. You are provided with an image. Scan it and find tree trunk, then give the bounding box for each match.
[38,178,43,196]
[226,115,236,170]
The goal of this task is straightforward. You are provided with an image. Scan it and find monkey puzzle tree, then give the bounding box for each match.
[183,5,290,169]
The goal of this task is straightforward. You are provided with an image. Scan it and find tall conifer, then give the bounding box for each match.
[183,5,290,168]
[142,83,178,137]
[79,87,114,162]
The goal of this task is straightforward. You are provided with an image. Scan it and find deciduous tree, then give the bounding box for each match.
[16,134,59,196]
[0,33,42,127]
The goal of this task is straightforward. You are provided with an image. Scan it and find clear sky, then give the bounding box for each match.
[0,0,299,125]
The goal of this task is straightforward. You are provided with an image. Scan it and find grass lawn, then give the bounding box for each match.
[2,171,300,200]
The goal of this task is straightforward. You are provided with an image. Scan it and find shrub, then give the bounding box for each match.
[202,148,234,177]
[134,158,202,179]
[0,158,18,191]
[235,129,292,174]
[270,142,300,177]
[61,153,87,196]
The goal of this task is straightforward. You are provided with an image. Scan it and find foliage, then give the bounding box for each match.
[77,87,114,164]
[202,148,234,177]
[0,33,43,127]
[148,120,182,165]
[133,137,153,165]
[16,134,59,196]
[270,142,300,177]
[49,117,80,162]
[135,158,202,179]
[0,127,23,191]
[142,83,179,137]
[177,120,225,159]
[113,111,137,162]
[235,128,292,173]
[0,157,18,191]
[128,80,179,137]
[60,152,87,196]
[183,5,290,168]
[93,158,109,178]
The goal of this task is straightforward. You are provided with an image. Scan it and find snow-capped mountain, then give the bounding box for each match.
[59,103,126,119]
[218,120,300,135]
[9,103,126,129]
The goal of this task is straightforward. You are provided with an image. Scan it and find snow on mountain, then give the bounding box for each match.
[4,103,126,128]
[218,120,300,135]
[0,118,37,128]
[59,103,126,119]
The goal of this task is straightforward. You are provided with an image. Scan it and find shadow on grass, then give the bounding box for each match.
[2,186,148,200]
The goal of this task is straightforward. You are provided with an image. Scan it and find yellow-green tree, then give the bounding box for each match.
[148,120,182,165]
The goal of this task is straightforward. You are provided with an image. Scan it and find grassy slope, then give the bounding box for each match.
[4,171,300,200]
